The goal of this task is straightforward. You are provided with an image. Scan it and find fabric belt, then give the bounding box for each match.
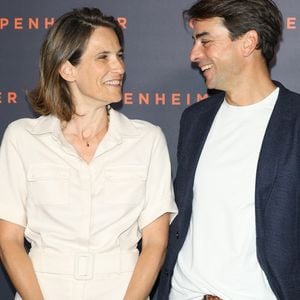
[203,295,223,300]
[29,249,139,280]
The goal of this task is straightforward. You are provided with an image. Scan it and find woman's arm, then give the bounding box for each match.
[0,220,44,300]
[123,213,170,300]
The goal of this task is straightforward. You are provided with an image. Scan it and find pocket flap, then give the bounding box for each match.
[28,164,70,181]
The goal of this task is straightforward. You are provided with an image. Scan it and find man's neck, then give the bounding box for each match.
[225,73,276,106]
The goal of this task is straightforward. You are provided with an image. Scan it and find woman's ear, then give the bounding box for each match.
[242,30,259,57]
[59,61,76,82]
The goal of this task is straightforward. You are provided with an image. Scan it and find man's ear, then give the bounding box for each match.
[242,30,259,57]
[59,60,77,82]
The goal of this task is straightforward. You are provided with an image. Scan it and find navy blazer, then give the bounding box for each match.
[158,82,300,300]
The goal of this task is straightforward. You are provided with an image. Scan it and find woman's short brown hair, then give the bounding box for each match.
[28,7,124,121]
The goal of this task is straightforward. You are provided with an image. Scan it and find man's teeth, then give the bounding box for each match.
[201,64,213,71]
[105,80,122,86]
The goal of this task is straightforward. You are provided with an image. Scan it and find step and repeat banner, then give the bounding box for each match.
[0,0,299,299]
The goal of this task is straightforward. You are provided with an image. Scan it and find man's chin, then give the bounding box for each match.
[205,79,221,91]
[205,81,215,90]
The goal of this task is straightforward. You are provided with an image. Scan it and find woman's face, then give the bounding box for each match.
[68,26,125,108]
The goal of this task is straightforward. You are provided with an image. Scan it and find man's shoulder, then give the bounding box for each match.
[282,89,300,102]
[274,82,300,118]
[182,91,224,118]
[276,81,300,102]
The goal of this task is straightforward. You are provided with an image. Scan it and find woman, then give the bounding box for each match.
[0,7,177,300]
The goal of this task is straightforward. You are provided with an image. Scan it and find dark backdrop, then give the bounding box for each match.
[0,0,299,299]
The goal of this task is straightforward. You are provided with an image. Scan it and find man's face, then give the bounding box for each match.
[190,17,244,91]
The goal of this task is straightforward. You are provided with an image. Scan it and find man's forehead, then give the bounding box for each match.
[190,19,212,40]
[189,18,201,29]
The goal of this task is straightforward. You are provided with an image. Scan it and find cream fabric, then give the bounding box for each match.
[0,109,177,300]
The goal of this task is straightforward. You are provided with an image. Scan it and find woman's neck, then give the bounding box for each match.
[62,106,109,138]
[61,105,110,162]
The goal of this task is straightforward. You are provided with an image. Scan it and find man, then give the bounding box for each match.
[158,0,300,299]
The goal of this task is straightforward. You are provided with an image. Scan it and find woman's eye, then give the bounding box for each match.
[97,55,108,60]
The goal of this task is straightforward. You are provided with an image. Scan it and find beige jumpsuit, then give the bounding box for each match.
[0,109,177,300]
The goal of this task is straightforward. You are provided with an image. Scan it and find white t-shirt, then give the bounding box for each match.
[170,88,279,300]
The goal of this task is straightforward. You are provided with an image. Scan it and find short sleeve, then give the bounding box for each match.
[138,127,177,229]
[0,125,27,227]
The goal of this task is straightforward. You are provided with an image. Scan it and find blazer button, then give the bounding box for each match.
[176,232,179,239]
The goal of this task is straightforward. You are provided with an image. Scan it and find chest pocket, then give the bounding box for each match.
[27,164,70,205]
[102,165,147,205]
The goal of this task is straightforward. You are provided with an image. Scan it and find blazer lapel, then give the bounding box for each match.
[255,85,293,237]
[181,94,224,199]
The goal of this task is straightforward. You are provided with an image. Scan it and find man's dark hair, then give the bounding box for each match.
[183,0,283,66]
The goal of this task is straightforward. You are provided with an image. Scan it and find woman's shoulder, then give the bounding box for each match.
[3,115,50,139]
[111,109,163,136]
[130,118,160,132]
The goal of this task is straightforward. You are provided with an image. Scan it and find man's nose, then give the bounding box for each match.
[190,44,204,63]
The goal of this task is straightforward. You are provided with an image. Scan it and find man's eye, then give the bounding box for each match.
[201,40,210,46]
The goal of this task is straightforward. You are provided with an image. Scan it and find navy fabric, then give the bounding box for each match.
[157,82,300,300]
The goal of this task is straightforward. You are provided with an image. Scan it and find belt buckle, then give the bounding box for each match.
[203,295,220,300]
[74,252,94,280]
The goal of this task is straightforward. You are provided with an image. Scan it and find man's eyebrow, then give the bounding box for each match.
[193,32,209,40]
